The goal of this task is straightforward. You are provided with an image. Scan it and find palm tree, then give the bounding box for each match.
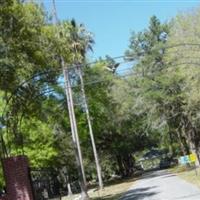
[69,19,104,190]
[52,1,90,199]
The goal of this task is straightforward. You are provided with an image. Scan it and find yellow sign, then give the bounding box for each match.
[189,153,197,162]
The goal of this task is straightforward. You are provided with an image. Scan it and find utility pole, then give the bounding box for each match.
[63,62,88,199]
[77,64,103,190]
[52,1,89,199]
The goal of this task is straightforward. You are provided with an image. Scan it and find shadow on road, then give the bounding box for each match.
[119,186,158,200]
[139,169,172,180]
[92,170,175,200]
[162,174,176,179]
[119,170,175,200]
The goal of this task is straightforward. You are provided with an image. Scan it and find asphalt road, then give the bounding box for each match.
[120,170,200,200]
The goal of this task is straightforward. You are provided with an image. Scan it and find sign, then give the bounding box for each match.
[189,153,197,162]
[179,156,187,165]
[179,153,197,165]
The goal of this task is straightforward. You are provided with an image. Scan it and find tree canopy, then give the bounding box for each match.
[1,0,200,195]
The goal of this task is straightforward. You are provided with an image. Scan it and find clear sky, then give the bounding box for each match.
[42,0,200,60]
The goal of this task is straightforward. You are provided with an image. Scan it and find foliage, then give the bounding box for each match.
[2,0,200,193]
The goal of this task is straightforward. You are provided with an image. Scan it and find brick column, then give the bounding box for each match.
[0,197,8,200]
[0,156,34,200]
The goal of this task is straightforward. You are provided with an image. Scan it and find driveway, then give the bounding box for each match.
[120,170,200,200]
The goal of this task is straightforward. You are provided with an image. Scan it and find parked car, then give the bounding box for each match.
[159,156,178,169]
[159,157,171,169]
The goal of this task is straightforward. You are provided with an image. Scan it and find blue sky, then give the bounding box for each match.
[43,0,200,61]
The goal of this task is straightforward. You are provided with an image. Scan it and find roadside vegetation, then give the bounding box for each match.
[169,165,200,188]
[2,0,200,199]
[64,178,136,200]
[61,177,136,200]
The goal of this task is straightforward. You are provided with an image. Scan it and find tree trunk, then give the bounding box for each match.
[181,115,200,166]
[67,182,73,197]
[65,168,73,196]
[176,129,188,156]
[122,154,134,177]
[116,154,125,177]
[168,131,176,156]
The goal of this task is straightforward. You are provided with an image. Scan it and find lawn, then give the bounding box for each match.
[61,177,136,200]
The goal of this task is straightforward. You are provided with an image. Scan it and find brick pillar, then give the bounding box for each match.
[0,156,34,200]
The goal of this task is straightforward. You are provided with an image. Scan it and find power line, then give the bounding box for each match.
[3,43,200,121]
[56,60,200,88]
[3,41,194,107]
